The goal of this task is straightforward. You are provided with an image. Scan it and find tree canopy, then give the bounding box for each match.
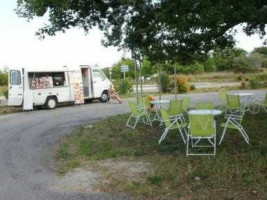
[17,0,267,63]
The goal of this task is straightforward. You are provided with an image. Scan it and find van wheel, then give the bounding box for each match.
[45,97,57,109]
[100,91,109,102]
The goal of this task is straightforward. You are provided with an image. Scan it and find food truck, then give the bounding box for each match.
[8,66,111,110]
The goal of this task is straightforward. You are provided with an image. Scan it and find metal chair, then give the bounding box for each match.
[187,114,216,156]
[126,101,152,129]
[219,95,249,145]
[158,109,187,144]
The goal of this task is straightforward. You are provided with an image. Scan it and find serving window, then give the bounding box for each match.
[28,72,66,89]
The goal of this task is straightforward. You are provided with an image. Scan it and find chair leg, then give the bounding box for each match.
[239,127,249,144]
[186,134,190,156]
[133,116,140,129]
[219,126,228,145]
[158,129,169,144]
[178,127,186,144]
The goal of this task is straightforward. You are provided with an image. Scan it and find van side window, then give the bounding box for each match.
[29,72,66,89]
[92,70,106,80]
[10,70,21,85]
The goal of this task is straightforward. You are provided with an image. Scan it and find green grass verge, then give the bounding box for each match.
[55,110,267,200]
[0,106,22,115]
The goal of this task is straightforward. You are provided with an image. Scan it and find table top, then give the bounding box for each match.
[230,92,254,96]
[150,100,170,104]
[188,109,223,116]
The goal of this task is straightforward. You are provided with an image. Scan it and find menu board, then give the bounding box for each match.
[69,71,84,105]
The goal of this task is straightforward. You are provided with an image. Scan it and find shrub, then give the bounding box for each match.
[262,59,267,68]
[237,73,243,81]
[203,58,217,72]
[113,79,133,95]
[249,73,267,89]
[177,63,204,74]
[0,71,8,86]
[4,88,8,99]
[158,72,170,93]
[230,57,258,73]
[176,75,190,93]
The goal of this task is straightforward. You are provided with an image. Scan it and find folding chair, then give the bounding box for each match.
[251,92,267,113]
[139,96,156,120]
[182,97,190,112]
[218,89,227,111]
[158,109,187,144]
[126,101,152,129]
[195,102,215,110]
[167,99,185,121]
[219,95,249,145]
[186,114,216,156]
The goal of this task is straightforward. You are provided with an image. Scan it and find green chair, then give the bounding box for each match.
[219,95,249,145]
[158,109,187,144]
[187,114,216,156]
[219,89,227,106]
[126,101,152,129]
[195,102,215,110]
[253,92,267,113]
[182,97,190,112]
[167,99,184,120]
[139,96,156,119]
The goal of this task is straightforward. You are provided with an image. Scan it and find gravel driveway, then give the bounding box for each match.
[0,90,265,200]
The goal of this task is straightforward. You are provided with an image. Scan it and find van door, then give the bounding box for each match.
[8,69,23,106]
[92,69,108,98]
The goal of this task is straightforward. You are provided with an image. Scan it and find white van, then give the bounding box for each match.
[8,66,112,109]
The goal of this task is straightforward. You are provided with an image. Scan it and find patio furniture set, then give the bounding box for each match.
[126,90,267,156]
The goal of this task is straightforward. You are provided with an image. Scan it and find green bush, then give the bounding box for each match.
[249,73,267,89]
[113,79,133,95]
[262,59,267,68]
[203,58,217,72]
[158,72,170,93]
[177,63,204,74]
[0,71,8,86]
[230,57,258,73]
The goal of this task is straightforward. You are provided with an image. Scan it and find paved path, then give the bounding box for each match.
[0,90,265,200]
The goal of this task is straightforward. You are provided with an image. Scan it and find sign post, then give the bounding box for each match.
[121,65,129,79]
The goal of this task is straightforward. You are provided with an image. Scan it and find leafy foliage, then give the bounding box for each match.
[158,72,170,93]
[16,0,267,63]
[113,78,133,95]
[0,71,8,86]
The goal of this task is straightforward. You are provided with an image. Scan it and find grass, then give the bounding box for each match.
[55,109,267,200]
[0,106,22,115]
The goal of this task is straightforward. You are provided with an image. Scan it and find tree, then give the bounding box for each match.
[17,0,267,63]
[252,46,267,57]
[141,58,155,79]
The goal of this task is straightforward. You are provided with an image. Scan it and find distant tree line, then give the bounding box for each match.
[103,46,267,80]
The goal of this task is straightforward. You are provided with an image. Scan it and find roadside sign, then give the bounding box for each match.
[121,65,129,73]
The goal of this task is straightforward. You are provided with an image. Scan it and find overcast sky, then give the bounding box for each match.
[0,0,266,70]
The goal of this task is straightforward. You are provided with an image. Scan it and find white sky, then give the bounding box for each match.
[0,0,266,70]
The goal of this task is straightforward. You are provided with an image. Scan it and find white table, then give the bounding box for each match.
[188,109,223,116]
[150,99,170,121]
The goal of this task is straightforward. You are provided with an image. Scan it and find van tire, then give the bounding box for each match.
[45,97,57,110]
[100,91,109,102]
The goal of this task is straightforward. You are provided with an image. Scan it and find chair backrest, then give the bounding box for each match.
[128,101,139,115]
[195,102,215,110]
[139,96,150,110]
[182,97,190,111]
[227,95,241,109]
[219,89,227,103]
[168,99,183,116]
[160,109,172,128]
[189,114,214,137]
